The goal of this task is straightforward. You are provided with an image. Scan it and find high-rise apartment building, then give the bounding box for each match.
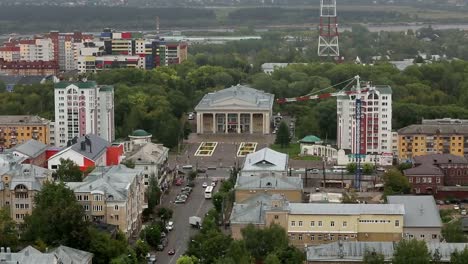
[337,84,393,155]
[0,115,51,149]
[54,81,114,147]
[397,118,468,161]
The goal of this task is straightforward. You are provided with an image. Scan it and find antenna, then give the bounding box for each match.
[318,0,340,58]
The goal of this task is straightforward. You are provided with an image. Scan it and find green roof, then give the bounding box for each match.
[299,135,322,143]
[55,81,98,89]
[131,129,151,137]
[99,85,114,92]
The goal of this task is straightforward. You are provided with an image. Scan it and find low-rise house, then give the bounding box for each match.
[48,134,123,172]
[414,154,468,186]
[0,153,53,224]
[306,241,468,263]
[387,195,442,242]
[403,163,444,194]
[10,139,48,167]
[241,147,288,177]
[122,129,169,188]
[66,165,147,237]
[230,194,405,247]
[0,245,92,264]
[235,174,303,203]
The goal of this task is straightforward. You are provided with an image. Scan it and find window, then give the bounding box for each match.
[291,221,296,226]
[83,205,89,211]
[416,177,420,183]
[343,221,347,227]
[331,221,335,227]
[428,178,432,183]
[298,221,303,227]
[395,220,400,227]
[409,177,413,183]
[298,234,303,241]
[94,194,103,201]
[318,235,323,240]
[114,205,119,210]
[115,215,119,221]
[420,234,425,238]
[274,215,279,219]
[84,195,89,201]
[432,234,438,239]
[310,235,315,241]
[318,221,323,227]
[290,234,295,240]
[310,221,315,227]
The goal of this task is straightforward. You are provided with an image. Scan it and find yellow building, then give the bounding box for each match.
[398,119,468,161]
[0,154,53,224]
[0,115,50,149]
[66,166,147,237]
[230,194,405,247]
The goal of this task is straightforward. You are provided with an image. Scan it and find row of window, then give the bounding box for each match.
[290,219,400,227]
[290,233,356,241]
[15,203,30,209]
[409,177,440,184]
[82,204,119,211]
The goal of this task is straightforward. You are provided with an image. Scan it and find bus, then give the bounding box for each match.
[204,186,214,199]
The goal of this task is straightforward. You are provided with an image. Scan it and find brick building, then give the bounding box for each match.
[414,154,468,186]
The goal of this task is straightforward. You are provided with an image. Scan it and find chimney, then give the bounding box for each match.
[1,247,4,253]
[6,248,10,253]
[80,141,86,151]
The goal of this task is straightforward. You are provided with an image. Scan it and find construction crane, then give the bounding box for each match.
[276,75,367,190]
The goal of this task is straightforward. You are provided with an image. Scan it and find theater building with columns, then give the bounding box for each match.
[194,85,274,134]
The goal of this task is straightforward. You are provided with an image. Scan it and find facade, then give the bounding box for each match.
[337,84,393,155]
[0,154,53,224]
[241,148,288,177]
[387,195,442,242]
[54,81,115,146]
[403,163,444,194]
[48,134,123,172]
[235,174,303,203]
[0,245,93,264]
[337,149,393,166]
[66,166,147,237]
[0,115,50,149]
[10,139,48,167]
[194,85,274,134]
[306,241,468,263]
[397,118,468,161]
[414,154,468,186]
[123,130,169,188]
[230,194,405,247]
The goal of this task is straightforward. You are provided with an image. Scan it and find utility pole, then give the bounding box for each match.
[322,158,326,188]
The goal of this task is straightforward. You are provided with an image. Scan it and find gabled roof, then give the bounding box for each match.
[124,143,168,164]
[242,148,288,172]
[235,174,303,190]
[51,134,110,162]
[403,163,444,177]
[194,85,274,112]
[414,154,468,165]
[10,139,47,158]
[66,166,143,201]
[52,245,93,264]
[230,193,273,224]
[0,245,92,264]
[0,115,49,125]
[387,195,442,228]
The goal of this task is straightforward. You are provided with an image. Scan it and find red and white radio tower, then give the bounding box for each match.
[317,0,340,58]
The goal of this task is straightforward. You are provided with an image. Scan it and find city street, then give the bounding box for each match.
[155,177,219,264]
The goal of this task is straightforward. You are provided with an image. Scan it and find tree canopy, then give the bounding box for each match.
[392,239,431,264]
[54,158,83,182]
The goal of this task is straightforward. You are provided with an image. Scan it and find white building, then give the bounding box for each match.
[337,84,392,155]
[241,147,288,177]
[54,81,114,147]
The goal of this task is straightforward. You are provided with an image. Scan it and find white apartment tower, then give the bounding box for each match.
[54,81,115,147]
[337,84,392,155]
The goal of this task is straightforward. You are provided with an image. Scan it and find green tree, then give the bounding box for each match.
[142,224,161,247]
[275,122,290,148]
[275,245,306,264]
[54,158,83,182]
[362,163,375,174]
[347,163,357,173]
[23,182,89,249]
[88,227,129,264]
[451,247,468,264]
[397,162,412,172]
[393,239,431,264]
[188,229,232,264]
[188,170,198,182]
[383,169,411,198]
[342,189,358,204]
[110,248,137,264]
[241,224,289,261]
[212,192,225,213]
[363,249,385,264]
[147,174,161,211]
[0,207,18,250]
[442,219,467,242]
[177,255,199,264]
[224,240,251,264]
[122,159,135,169]
[264,253,281,264]
[156,207,173,224]
[134,239,150,261]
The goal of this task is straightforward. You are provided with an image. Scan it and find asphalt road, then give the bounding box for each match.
[155,177,218,264]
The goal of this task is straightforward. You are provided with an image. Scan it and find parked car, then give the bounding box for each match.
[160,232,167,238]
[311,169,320,174]
[166,221,174,231]
[211,181,216,187]
[188,112,194,120]
[197,168,207,173]
[462,209,467,216]
[436,200,444,205]
[202,182,208,188]
[454,204,460,210]
[175,178,184,186]
[157,244,164,251]
[168,248,175,255]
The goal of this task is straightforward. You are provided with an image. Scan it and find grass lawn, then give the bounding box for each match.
[270,143,322,161]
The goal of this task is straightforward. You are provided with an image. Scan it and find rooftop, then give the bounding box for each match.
[130,129,151,137]
[0,245,93,264]
[55,81,97,89]
[387,195,442,228]
[235,174,303,190]
[0,115,49,125]
[51,134,110,162]
[403,163,444,177]
[124,142,168,164]
[306,241,468,262]
[0,161,51,192]
[299,135,322,144]
[398,121,468,135]
[10,139,47,159]
[289,203,405,215]
[242,147,288,173]
[414,154,468,165]
[194,85,274,112]
[66,165,143,201]
[230,193,274,224]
